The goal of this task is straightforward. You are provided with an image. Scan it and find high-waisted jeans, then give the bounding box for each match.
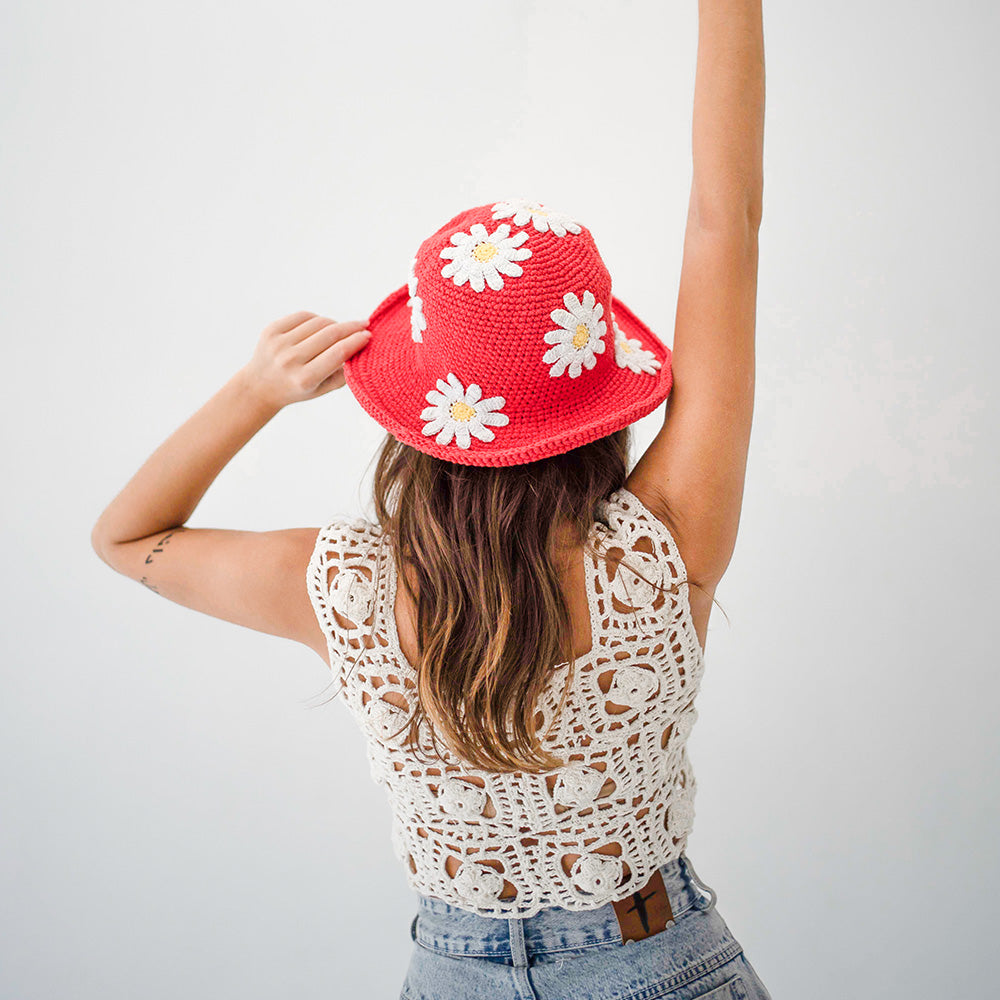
[400,853,772,999]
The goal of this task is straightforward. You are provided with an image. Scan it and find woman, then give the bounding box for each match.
[92,1,766,996]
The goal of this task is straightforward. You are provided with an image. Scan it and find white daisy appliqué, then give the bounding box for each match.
[612,313,660,375]
[406,256,426,343]
[543,290,607,378]
[491,197,583,238]
[439,222,532,292]
[420,373,509,449]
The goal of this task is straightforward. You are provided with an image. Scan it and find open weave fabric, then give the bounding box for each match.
[305,488,706,918]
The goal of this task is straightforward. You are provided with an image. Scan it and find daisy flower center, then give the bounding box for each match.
[619,337,633,353]
[572,323,590,349]
[472,242,498,263]
[450,400,477,422]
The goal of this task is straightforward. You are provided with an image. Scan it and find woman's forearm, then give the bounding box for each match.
[691,0,765,229]
[91,367,280,553]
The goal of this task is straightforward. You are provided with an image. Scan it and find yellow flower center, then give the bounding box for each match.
[619,336,633,353]
[572,324,590,349]
[472,242,498,263]
[450,400,476,422]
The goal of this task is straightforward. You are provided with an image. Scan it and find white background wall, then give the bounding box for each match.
[2,1,997,997]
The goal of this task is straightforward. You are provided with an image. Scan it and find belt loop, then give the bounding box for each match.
[679,854,717,912]
[508,917,529,969]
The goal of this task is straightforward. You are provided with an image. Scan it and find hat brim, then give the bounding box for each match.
[344,285,673,467]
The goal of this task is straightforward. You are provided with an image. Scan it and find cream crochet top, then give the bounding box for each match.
[305,488,705,918]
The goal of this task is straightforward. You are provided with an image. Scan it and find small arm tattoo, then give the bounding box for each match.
[138,527,187,594]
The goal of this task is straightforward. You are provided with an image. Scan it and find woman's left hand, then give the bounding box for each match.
[241,311,372,410]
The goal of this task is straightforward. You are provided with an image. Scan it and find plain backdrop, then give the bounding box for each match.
[2,1,997,998]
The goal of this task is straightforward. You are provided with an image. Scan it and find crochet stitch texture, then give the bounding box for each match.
[344,199,673,467]
[305,489,705,918]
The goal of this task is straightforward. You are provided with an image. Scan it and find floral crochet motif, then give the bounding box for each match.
[439,222,532,292]
[491,197,583,237]
[453,863,505,904]
[606,664,660,710]
[420,372,509,449]
[305,489,705,918]
[552,761,606,807]
[609,544,666,609]
[571,853,624,895]
[612,313,660,375]
[407,256,426,343]
[330,566,375,622]
[543,290,607,378]
[667,781,696,840]
[437,776,488,816]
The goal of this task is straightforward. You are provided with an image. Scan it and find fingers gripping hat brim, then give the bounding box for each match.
[343,201,674,467]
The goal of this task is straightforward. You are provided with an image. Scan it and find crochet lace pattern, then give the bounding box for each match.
[305,488,706,918]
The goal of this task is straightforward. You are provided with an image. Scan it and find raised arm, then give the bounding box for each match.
[627,0,765,590]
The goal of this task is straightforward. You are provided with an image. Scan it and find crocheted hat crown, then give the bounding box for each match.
[344,197,673,466]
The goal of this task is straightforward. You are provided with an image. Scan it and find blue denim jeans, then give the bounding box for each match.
[399,854,771,1000]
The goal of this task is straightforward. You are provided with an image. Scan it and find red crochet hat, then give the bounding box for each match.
[344,197,673,466]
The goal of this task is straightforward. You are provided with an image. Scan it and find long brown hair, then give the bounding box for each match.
[367,427,682,774]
